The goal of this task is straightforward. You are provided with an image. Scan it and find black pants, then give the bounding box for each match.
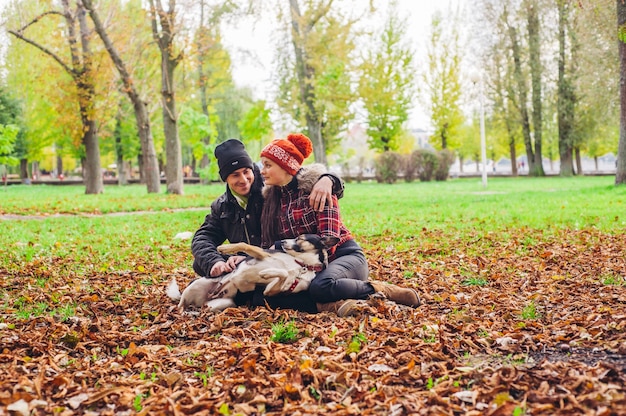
[235,287,318,313]
[308,239,374,303]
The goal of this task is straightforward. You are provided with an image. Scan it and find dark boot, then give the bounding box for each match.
[370,281,420,307]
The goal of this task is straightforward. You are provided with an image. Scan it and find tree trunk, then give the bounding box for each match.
[83,0,160,193]
[56,155,63,177]
[113,110,128,185]
[151,0,183,195]
[197,0,213,185]
[617,0,626,184]
[508,22,534,173]
[527,0,545,177]
[575,147,582,175]
[440,123,448,149]
[19,158,29,184]
[115,130,127,186]
[82,119,103,193]
[509,132,518,176]
[306,115,326,165]
[76,0,102,194]
[160,61,182,191]
[32,161,40,181]
[557,0,574,177]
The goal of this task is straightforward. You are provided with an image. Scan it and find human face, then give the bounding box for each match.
[261,157,292,186]
[226,167,254,196]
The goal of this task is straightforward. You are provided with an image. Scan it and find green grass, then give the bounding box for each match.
[0,176,623,272]
[339,176,624,237]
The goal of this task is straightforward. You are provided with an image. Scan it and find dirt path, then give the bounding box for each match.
[0,207,211,221]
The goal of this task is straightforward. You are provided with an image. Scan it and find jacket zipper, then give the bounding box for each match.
[242,216,251,244]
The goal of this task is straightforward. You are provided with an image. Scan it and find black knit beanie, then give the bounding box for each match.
[215,139,254,181]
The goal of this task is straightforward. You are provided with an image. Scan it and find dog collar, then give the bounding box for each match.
[295,260,323,272]
[288,279,300,292]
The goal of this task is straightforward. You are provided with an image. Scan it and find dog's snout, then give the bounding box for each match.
[280,239,301,252]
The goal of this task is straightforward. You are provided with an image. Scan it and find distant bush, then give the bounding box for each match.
[403,153,417,182]
[435,149,456,181]
[374,151,402,183]
[411,149,439,182]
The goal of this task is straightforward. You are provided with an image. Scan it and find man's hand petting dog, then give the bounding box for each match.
[210,255,246,277]
[167,234,339,313]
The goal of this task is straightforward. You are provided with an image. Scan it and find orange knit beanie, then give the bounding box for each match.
[260,133,313,175]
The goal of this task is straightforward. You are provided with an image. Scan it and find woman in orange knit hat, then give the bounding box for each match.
[259,133,420,311]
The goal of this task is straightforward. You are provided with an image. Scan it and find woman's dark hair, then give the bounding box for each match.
[261,186,281,246]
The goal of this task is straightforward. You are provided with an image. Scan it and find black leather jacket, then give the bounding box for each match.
[191,164,343,277]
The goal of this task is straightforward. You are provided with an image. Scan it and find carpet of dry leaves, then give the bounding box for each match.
[1,228,626,415]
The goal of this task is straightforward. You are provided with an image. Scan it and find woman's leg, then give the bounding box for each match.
[308,250,374,303]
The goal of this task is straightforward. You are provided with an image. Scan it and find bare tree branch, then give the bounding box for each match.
[12,10,65,34]
[7,30,75,76]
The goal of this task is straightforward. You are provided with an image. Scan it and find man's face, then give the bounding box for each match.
[226,167,254,196]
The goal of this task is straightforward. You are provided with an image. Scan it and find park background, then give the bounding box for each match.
[0,0,622,193]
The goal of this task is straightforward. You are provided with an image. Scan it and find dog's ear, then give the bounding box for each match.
[321,236,340,249]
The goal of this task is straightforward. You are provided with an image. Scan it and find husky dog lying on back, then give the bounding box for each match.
[168,234,338,312]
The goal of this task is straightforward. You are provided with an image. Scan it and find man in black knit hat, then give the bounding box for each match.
[215,139,255,182]
[191,139,361,316]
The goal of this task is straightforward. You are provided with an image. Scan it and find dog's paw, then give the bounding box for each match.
[205,298,236,312]
[259,268,288,280]
[262,279,283,296]
[217,243,241,255]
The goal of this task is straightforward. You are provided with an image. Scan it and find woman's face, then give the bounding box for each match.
[226,167,255,196]
[260,157,292,186]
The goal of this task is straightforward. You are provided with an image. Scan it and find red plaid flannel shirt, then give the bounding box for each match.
[276,182,353,255]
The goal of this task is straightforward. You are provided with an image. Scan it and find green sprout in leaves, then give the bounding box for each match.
[270,319,299,343]
[194,366,214,387]
[520,300,539,320]
[346,332,367,354]
[133,393,144,412]
[461,277,489,286]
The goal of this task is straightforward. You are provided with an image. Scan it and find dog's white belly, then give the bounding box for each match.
[228,255,303,292]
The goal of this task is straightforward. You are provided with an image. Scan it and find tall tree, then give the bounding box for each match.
[280,0,357,164]
[149,0,184,194]
[617,0,626,184]
[8,0,104,193]
[358,1,415,153]
[195,2,220,181]
[424,9,463,150]
[557,0,576,176]
[491,32,523,176]
[525,0,545,176]
[505,6,535,173]
[82,0,161,193]
[571,1,617,173]
[192,1,245,181]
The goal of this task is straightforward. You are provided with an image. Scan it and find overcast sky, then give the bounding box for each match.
[222,0,468,130]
